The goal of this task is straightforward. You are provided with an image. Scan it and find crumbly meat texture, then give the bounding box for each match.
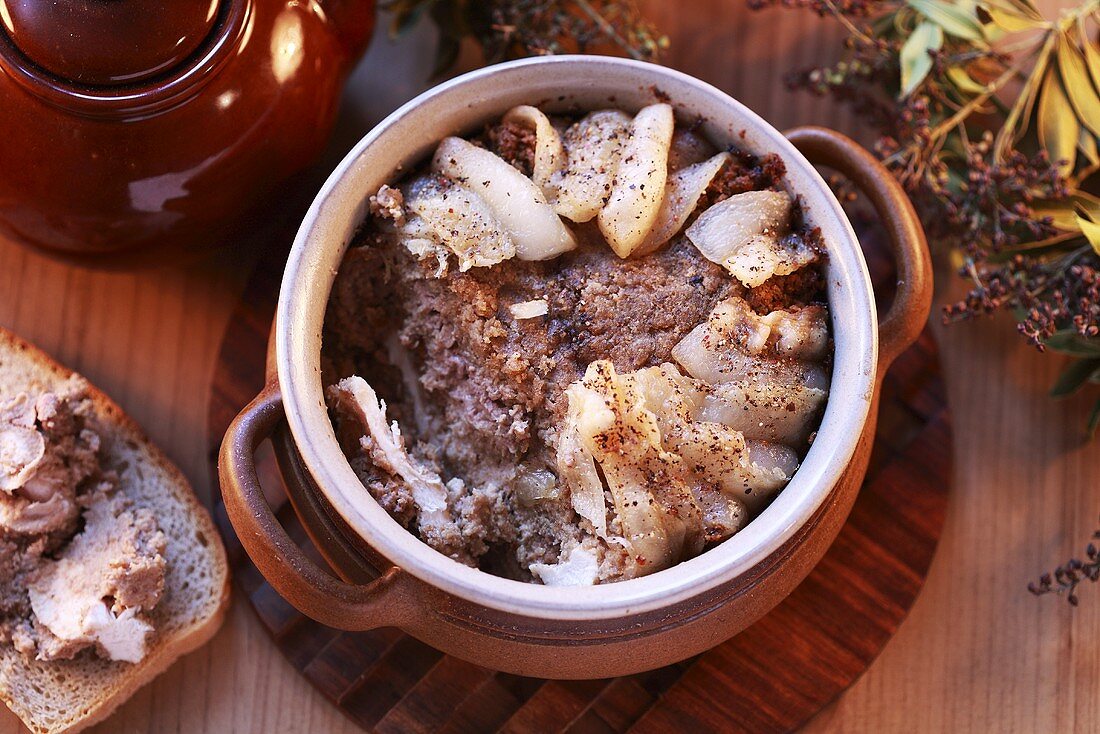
[328,232,740,451]
[323,123,828,582]
[326,229,825,579]
[743,238,827,313]
[0,380,166,663]
[702,150,787,206]
[411,232,738,443]
[485,120,537,177]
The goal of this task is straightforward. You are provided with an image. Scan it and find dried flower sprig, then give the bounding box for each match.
[1029,525,1100,605]
[383,0,668,73]
[750,0,1100,438]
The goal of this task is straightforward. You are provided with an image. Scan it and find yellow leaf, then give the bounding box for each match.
[979,4,1042,32]
[1077,212,1100,256]
[1081,19,1100,93]
[1003,0,1043,19]
[1079,128,1099,167]
[1001,37,1053,147]
[949,248,968,271]
[1038,63,1079,177]
[900,22,944,98]
[1034,192,1100,230]
[947,65,989,94]
[1057,36,1100,138]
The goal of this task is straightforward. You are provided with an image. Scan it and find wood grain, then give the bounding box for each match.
[0,1,1098,732]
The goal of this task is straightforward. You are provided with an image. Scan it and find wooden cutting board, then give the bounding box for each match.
[205,217,951,733]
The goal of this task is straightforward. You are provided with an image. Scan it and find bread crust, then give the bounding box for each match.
[0,327,231,734]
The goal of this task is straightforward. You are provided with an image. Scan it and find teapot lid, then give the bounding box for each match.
[0,0,223,86]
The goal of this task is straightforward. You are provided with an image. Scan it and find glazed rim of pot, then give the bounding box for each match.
[278,56,877,621]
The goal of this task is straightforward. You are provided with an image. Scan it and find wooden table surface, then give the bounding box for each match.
[2,3,1098,732]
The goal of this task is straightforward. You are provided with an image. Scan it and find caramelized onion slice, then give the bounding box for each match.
[658,418,795,515]
[629,366,761,536]
[603,460,689,577]
[667,128,718,171]
[699,491,747,543]
[672,321,825,387]
[329,376,468,561]
[553,109,632,223]
[675,423,797,513]
[628,364,705,429]
[598,103,675,258]
[664,420,747,481]
[559,360,704,577]
[672,295,830,393]
[635,152,731,256]
[708,297,830,361]
[557,384,613,538]
[402,175,516,271]
[687,189,791,258]
[509,299,549,320]
[725,234,818,289]
[669,322,732,384]
[687,189,818,287]
[702,375,828,444]
[735,441,800,513]
[502,105,566,193]
[530,539,601,586]
[432,136,576,261]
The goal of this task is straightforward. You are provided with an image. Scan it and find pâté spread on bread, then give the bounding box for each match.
[0,377,165,663]
[323,101,832,585]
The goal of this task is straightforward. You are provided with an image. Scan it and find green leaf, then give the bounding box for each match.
[1089,399,1100,439]
[908,0,986,40]
[900,22,944,98]
[1038,63,1080,177]
[946,65,989,94]
[1051,357,1100,397]
[384,0,432,38]
[979,3,1043,32]
[1046,330,1100,357]
[1057,36,1100,139]
[1077,212,1100,256]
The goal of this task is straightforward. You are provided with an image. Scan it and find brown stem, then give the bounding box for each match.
[573,0,645,60]
[927,52,1033,145]
[993,31,1056,161]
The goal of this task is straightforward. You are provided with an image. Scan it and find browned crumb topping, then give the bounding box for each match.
[746,265,826,314]
[702,152,787,207]
[487,120,537,176]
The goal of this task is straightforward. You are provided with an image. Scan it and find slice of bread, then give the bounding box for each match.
[0,327,230,734]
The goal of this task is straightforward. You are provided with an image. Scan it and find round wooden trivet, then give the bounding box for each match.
[206,234,951,734]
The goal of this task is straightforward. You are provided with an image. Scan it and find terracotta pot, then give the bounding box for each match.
[220,57,932,679]
[0,0,375,265]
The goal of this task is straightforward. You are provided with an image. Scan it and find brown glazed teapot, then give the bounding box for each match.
[0,0,375,264]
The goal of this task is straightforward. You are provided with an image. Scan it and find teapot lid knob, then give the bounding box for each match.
[0,0,223,86]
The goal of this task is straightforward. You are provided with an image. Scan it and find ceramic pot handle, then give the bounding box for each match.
[219,383,404,630]
[785,126,933,378]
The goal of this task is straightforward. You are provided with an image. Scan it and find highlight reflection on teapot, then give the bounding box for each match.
[0,0,375,264]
